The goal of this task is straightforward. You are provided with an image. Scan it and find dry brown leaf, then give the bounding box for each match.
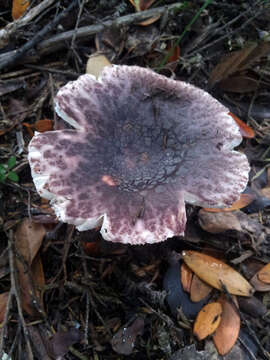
[257,263,270,284]
[0,292,9,323]
[181,263,193,293]
[213,295,240,355]
[15,218,46,264]
[203,193,255,213]
[229,112,255,139]
[18,255,45,316]
[193,302,222,341]
[15,219,46,316]
[86,54,112,78]
[250,274,270,292]
[219,76,258,93]
[182,251,254,297]
[209,42,270,87]
[12,0,30,20]
[198,209,242,233]
[190,274,212,302]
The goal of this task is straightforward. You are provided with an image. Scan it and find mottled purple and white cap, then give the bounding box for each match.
[28,65,249,244]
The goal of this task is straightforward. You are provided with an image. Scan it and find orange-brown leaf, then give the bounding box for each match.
[203,193,255,213]
[138,15,160,26]
[181,263,193,293]
[34,119,53,132]
[193,302,222,340]
[213,295,240,355]
[190,274,212,302]
[182,251,254,297]
[12,0,30,20]
[257,263,270,284]
[229,112,255,139]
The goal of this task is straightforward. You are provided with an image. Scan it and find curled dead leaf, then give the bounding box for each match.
[229,112,255,139]
[190,274,212,303]
[193,302,222,341]
[213,295,240,355]
[182,251,254,297]
[14,218,46,316]
[181,263,193,293]
[257,263,270,284]
[250,274,270,292]
[198,209,242,233]
[203,193,255,213]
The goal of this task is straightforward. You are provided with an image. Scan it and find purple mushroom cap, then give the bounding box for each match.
[28,65,249,244]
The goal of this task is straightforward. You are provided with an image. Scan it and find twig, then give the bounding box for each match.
[186,0,268,57]
[0,2,184,70]
[0,0,79,72]
[0,0,57,48]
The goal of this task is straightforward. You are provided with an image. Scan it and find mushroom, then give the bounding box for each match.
[28,65,249,245]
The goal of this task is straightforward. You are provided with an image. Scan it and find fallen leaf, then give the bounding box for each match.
[238,295,267,317]
[209,42,270,87]
[229,112,255,139]
[198,209,242,233]
[128,0,160,25]
[181,263,193,293]
[14,218,46,316]
[12,0,30,20]
[203,193,255,212]
[34,119,53,132]
[15,218,46,264]
[19,254,45,316]
[182,251,254,297]
[111,317,144,355]
[219,76,258,93]
[250,273,270,292]
[48,328,82,358]
[190,274,212,302]
[128,0,156,11]
[86,53,112,78]
[0,292,9,323]
[213,295,240,355]
[163,259,209,319]
[193,302,222,340]
[256,263,270,284]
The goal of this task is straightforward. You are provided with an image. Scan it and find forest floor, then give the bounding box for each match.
[0,0,270,359]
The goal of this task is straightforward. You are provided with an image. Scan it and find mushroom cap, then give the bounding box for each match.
[28,65,249,244]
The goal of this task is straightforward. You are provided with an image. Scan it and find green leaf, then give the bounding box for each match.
[0,165,6,175]
[7,156,16,170]
[7,171,19,182]
[0,173,6,183]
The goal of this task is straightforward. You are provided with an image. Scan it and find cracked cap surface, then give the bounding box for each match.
[28,65,249,244]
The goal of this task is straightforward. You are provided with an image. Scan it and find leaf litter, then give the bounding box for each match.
[0,0,270,359]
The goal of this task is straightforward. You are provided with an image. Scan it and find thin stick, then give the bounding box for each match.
[0,2,184,70]
[0,0,79,71]
[0,0,57,48]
